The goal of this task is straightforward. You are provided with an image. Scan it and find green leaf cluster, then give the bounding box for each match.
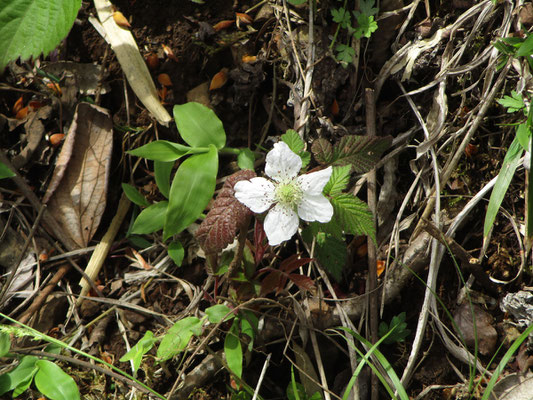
[0,332,80,400]
[378,312,411,344]
[124,102,225,255]
[303,164,375,280]
[119,305,258,381]
[0,0,82,71]
[330,0,379,67]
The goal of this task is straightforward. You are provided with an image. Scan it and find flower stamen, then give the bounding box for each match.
[275,180,303,208]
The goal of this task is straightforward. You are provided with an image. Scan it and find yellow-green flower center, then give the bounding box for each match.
[275,181,303,208]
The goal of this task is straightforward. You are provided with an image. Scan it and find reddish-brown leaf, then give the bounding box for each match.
[288,274,315,292]
[253,220,267,265]
[196,169,256,254]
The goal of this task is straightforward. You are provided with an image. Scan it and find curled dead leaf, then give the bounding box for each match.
[157,73,172,87]
[213,20,234,31]
[113,11,131,28]
[209,68,228,91]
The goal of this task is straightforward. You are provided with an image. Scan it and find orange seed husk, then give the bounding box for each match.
[241,55,257,63]
[12,96,24,115]
[162,44,178,62]
[209,68,228,90]
[377,260,385,277]
[236,12,253,25]
[331,98,339,116]
[15,106,28,120]
[46,82,62,96]
[213,20,235,31]
[49,133,65,146]
[145,52,160,70]
[113,11,131,29]
[157,73,173,87]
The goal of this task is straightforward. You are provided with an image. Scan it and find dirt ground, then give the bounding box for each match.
[1,0,533,399]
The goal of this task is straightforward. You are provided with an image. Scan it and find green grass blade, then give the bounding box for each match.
[484,136,523,238]
[481,323,533,400]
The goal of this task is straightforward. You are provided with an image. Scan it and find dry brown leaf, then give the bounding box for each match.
[43,103,113,248]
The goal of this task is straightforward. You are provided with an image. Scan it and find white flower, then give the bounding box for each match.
[234,141,333,246]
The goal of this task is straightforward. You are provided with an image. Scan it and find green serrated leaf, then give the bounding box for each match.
[354,14,378,39]
[335,43,355,65]
[331,194,375,240]
[299,151,311,169]
[131,201,168,235]
[331,8,351,29]
[324,165,351,196]
[34,360,80,400]
[0,0,82,71]
[314,232,347,282]
[358,0,378,16]
[282,129,305,153]
[119,331,157,372]
[332,135,391,173]
[0,162,15,179]
[311,138,335,165]
[174,102,226,149]
[497,91,525,113]
[122,183,150,207]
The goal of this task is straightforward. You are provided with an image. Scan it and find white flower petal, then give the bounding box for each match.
[264,203,299,246]
[234,177,275,213]
[298,193,333,223]
[297,166,333,195]
[265,142,302,182]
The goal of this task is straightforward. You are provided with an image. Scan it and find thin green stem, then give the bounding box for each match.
[0,313,167,400]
